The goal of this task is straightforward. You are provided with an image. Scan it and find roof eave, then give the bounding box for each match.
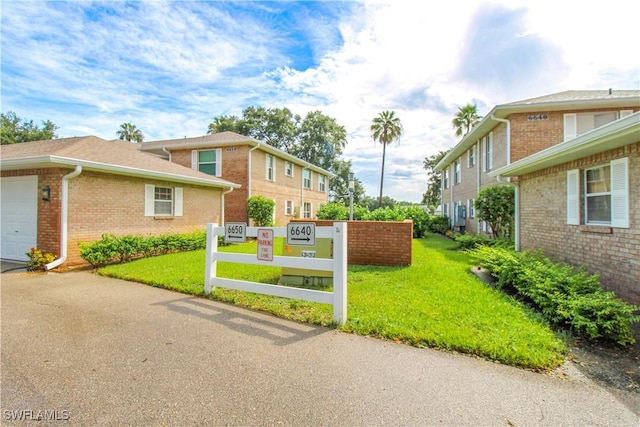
[490,113,640,178]
[0,156,241,189]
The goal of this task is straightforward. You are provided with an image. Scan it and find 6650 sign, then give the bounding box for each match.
[286,222,316,246]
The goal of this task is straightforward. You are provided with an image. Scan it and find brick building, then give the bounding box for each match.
[0,136,239,268]
[138,132,331,225]
[436,90,640,304]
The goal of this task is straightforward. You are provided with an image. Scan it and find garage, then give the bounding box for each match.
[1,176,38,261]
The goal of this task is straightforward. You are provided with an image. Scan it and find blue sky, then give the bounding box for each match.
[2,1,639,202]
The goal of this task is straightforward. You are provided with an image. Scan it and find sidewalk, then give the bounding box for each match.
[1,271,638,426]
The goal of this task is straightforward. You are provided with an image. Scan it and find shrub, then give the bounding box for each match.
[247,195,275,226]
[25,248,57,271]
[364,206,405,221]
[453,234,513,250]
[316,202,349,220]
[427,215,449,234]
[400,206,429,238]
[80,231,207,267]
[470,246,640,347]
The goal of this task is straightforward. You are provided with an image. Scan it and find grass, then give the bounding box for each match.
[98,234,566,370]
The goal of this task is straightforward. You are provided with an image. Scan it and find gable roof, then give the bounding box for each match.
[490,112,640,177]
[138,131,334,176]
[435,90,640,171]
[0,136,241,189]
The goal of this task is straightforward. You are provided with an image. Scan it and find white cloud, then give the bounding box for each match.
[2,0,638,203]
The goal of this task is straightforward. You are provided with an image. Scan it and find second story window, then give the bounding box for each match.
[443,169,449,189]
[266,154,275,181]
[318,175,326,192]
[195,149,221,177]
[468,146,476,167]
[484,133,493,171]
[564,111,620,141]
[303,169,312,189]
[454,158,461,184]
[285,161,294,177]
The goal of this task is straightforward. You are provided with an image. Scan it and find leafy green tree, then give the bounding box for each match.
[290,110,347,172]
[316,202,349,220]
[1,111,58,144]
[474,185,515,239]
[329,159,365,205]
[451,104,482,137]
[421,150,450,209]
[207,115,242,134]
[247,195,275,226]
[116,122,144,142]
[370,111,403,208]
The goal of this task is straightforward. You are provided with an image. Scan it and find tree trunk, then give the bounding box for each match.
[378,141,387,208]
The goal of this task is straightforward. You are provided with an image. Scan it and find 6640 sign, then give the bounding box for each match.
[286,222,316,246]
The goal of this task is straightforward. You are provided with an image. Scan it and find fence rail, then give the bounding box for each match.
[204,223,347,324]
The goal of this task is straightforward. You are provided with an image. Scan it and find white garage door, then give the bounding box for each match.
[1,176,38,261]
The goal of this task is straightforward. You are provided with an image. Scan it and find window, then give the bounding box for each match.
[302,202,312,218]
[467,146,476,167]
[303,169,312,189]
[266,154,275,181]
[318,175,326,192]
[485,133,493,171]
[193,149,222,177]
[443,169,449,189]
[285,161,294,177]
[144,184,183,217]
[567,158,628,228]
[468,199,475,218]
[285,200,294,216]
[564,112,620,141]
[585,165,611,224]
[443,203,448,217]
[454,158,461,184]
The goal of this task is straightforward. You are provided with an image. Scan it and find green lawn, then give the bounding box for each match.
[98,233,566,370]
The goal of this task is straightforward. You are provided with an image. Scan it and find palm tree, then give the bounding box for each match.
[116,122,144,143]
[370,110,403,208]
[451,104,482,137]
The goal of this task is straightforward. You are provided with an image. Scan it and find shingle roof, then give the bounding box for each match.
[505,90,640,106]
[0,136,240,188]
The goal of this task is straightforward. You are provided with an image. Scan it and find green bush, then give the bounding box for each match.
[470,246,640,347]
[400,206,429,238]
[247,195,275,226]
[80,231,207,267]
[453,234,513,250]
[316,202,349,220]
[364,206,405,221]
[427,215,450,234]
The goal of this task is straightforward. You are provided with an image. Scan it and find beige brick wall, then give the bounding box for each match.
[519,142,640,304]
[2,167,222,269]
[171,145,329,225]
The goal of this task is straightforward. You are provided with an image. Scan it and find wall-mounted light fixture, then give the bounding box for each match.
[42,185,51,202]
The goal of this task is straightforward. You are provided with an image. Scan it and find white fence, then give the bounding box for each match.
[204,222,347,324]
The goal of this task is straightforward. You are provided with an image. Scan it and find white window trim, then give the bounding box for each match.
[266,154,276,182]
[303,169,312,189]
[454,158,461,184]
[144,184,183,217]
[318,175,326,192]
[302,202,312,218]
[192,149,222,177]
[486,132,493,171]
[285,161,294,177]
[468,198,475,218]
[285,200,294,216]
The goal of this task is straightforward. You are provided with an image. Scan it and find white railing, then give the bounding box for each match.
[204,223,347,324]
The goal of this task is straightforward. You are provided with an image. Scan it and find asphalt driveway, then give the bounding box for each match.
[1,271,638,426]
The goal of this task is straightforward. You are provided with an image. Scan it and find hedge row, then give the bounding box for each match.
[470,245,640,347]
[79,231,208,267]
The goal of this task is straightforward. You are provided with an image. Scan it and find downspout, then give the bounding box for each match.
[476,140,481,232]
[45,165,83,271]
[220,186,234,225]
[162,147,172,161]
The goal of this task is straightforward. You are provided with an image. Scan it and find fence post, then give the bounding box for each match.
[204,223,218,295]
[332,222,347,325]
